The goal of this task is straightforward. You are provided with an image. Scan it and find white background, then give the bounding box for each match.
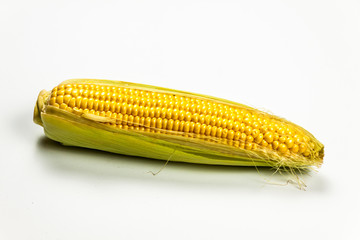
[1,0,359,239]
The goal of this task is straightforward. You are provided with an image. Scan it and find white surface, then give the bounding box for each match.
[1,0,360,239]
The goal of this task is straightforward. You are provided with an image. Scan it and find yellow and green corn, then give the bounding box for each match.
[34,79,324,169]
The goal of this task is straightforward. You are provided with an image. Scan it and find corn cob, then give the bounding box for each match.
[34,79,324,170]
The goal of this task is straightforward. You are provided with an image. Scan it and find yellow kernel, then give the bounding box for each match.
[285,137,294,149]
[50,97,56,105]
[99,91,106,101]
[99,100,107,112]
[295,136,302,144]
[227,130,235,140]
[245,142,253,150]
[243,117,252,125]
[252,121,260,129]
[110,92,117,101]
[173,120,181,131]
[219,128,227,138]
[278,144,287,153]
[51,90,57,98]
[252,129,260,138]
[145,117,151,128]
[162,118,168,129]
[252,143,258,150]
[143,107,149,117]
[261,140,268,147]
[210,115,217,126]
[167,119,174,130]
[272,141,279,150]
[200,124,207,135]
[81,98,88,109]
[87,98,94,110]
[139,116,145,126]
[94,91,100,99]
[205,125,212,136]
[262,118,270,125]
[198,114,205,124]
[260,125,268,133]
[104,100,110,112]
[184,122,190,132]
[264,132,274,143]
[299,143,307,153]
[194,122,201,134]
[192,113,199,123]
[72,107,80,113]
[273,132,279,141]
[204,115,210,125]
[240,133,247,142]
[150,117,157,128]
[255,133,263,144]
[111,112,117,119]
[291,144,299,153]
[110,101,116,113]
[211,126,217,137]
[185,112,192,121]
[93,99,99,111]
[106,92,112,101]
[245,126,252,135]
[57,89,65,96]
[120,103,127,114]
[178,110,185,121]
[221,118,227,128]
[64,95,72,105]
[137,105,144,116]
[82,89,89,98]
[279,136,286,143]
[155,107,161,118]
[76,96,82,108]
[216,127,223,138]
[233,122,240,131]
[105,111,112,118]
[60,103,67,109]
[172,109,179,120]
[149,107,155,118]
[303,150,311,157]
[286,127,294,136]
[56,95,64,105]
[246,135,254,142]
[277,127,286,135]
[231,131,239,141]
[156,118,162,129]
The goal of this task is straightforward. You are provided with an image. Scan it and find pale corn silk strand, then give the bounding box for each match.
[148,148,177,176]
[34,79,324,189]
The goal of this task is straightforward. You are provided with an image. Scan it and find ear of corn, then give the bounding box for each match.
[34,79,324,169]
